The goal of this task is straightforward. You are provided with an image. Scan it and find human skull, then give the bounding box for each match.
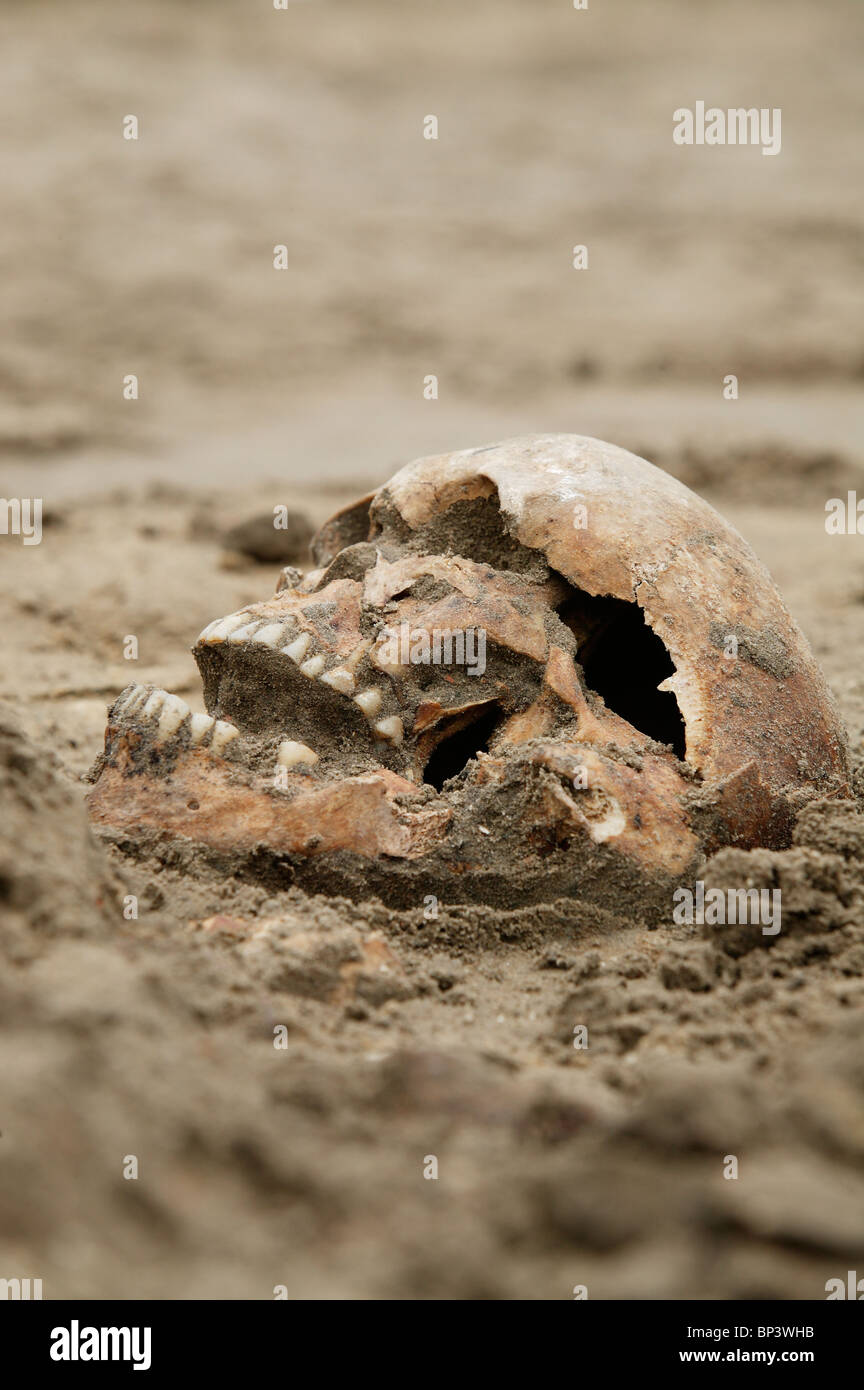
[87,435,849,920]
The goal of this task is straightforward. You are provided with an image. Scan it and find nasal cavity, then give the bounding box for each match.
[558,592,687,759]
[422,705,504,791]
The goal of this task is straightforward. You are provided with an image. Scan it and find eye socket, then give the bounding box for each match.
[557,588,687,759]
[422,704,505,791]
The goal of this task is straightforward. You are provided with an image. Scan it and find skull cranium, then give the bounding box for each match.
[87,435,849,919]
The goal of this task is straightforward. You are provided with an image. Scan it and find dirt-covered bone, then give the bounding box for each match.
[86,435,850,921]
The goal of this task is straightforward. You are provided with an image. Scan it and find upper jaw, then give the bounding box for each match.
[192,581,407,765]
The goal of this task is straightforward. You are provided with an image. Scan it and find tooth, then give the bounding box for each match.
[285,632,312,664]
[320,667,355,695]
[210,720,239,754]
[157,694,190,739]
[374,716,404,745]
[142,690,166,719]
[276,740,319,769]
[117,684,147,713]
[343,639,373,672]
[300,655,326,678]
[252,623,287,648]
[189,712,215,744]
[126,687,151,715]
[354,688,382,717]
[371,642,407,675]
[199,612,251,643]
[227,621,262,644]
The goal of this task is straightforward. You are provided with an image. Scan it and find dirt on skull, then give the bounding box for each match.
[86,435,849,921]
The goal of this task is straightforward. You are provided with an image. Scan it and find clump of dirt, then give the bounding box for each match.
[703,797,864,955]
[221,509,314,566]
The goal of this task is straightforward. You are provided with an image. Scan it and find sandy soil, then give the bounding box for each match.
[2,0,864,1300]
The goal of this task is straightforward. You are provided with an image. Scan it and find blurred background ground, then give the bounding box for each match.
[1,0,863,1300]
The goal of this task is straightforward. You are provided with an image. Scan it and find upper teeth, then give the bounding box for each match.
[251,623,286,648]
[374,716,404,745]
[299,654,326,678]
[354,687,382,716]
[199,613,253,643]
[227,622,262,644]
[195,613,401,737]
[284,632,312,664]
[321,667,355,695]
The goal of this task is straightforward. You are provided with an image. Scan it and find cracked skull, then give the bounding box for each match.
[87,435,850,919]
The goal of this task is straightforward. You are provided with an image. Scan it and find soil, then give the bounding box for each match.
[1,0,863,1300]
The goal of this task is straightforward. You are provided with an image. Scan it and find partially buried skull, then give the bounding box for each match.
[87,435,849,919]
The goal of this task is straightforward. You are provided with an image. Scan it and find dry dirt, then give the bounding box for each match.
[1,0,864,1300]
